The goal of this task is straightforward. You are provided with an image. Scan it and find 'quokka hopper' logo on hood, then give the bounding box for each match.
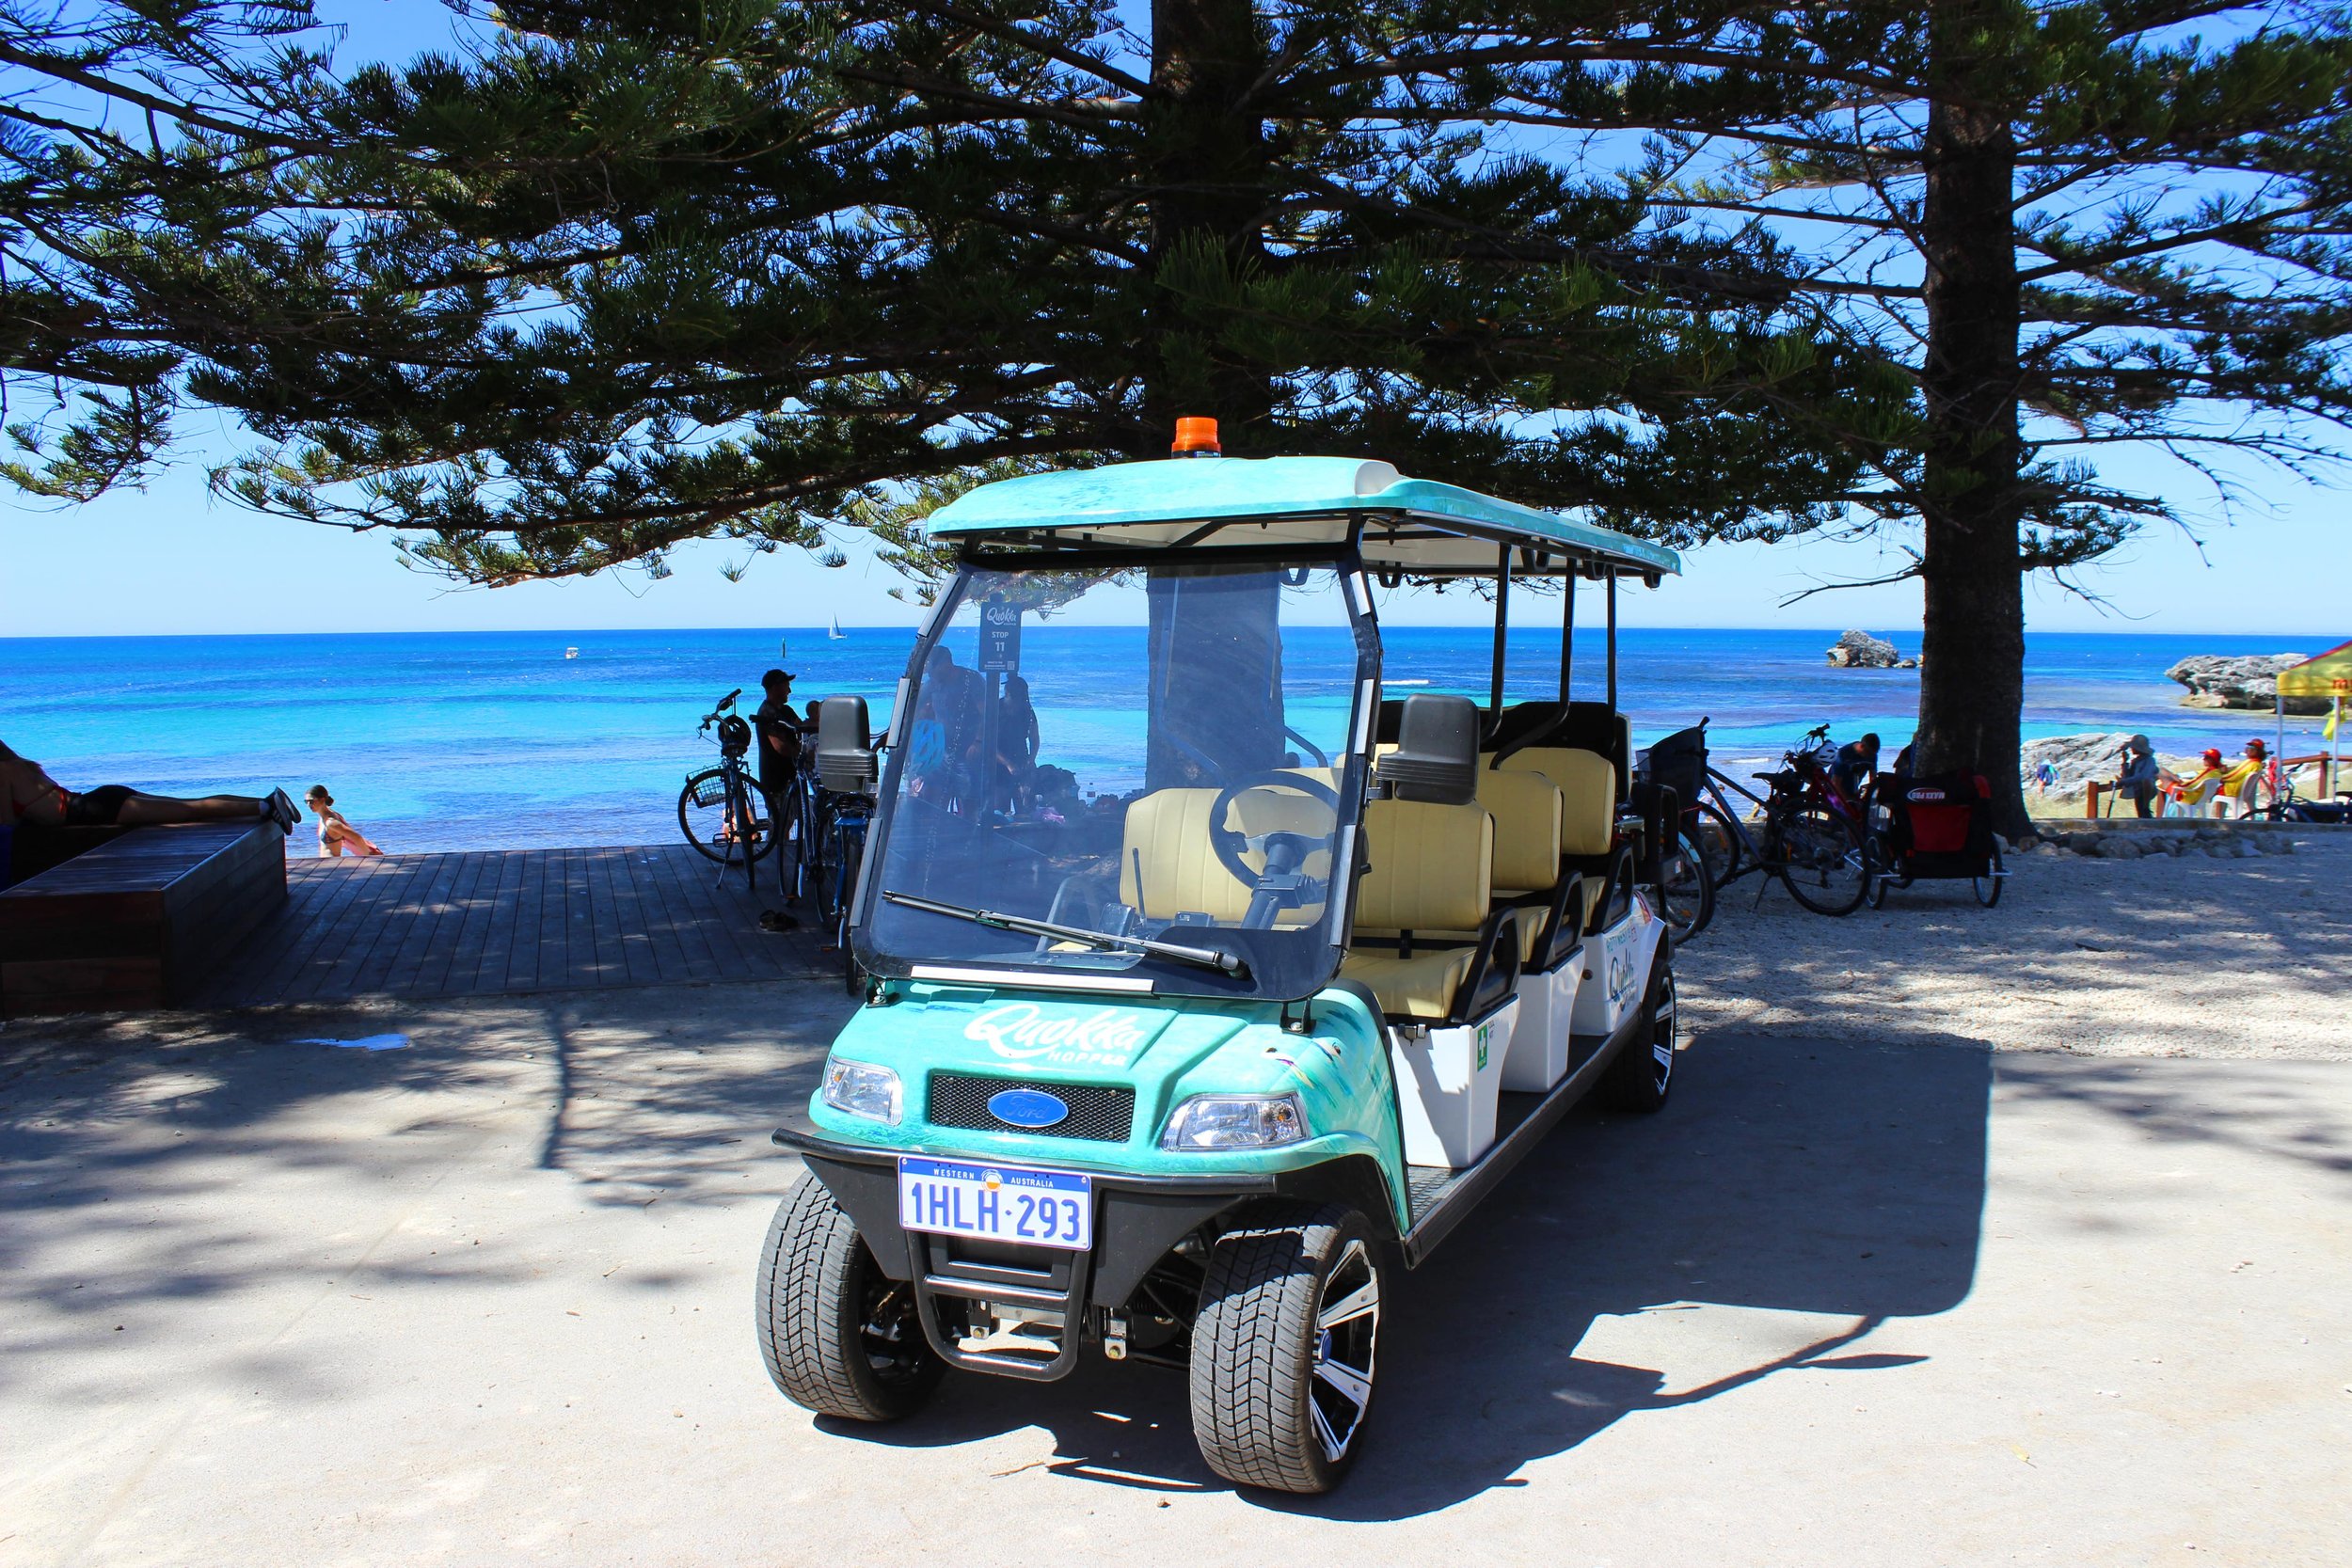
[964,1003,1150,1069]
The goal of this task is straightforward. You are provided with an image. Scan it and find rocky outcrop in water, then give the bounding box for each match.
[1827,630,1916,669]
[2021,732,2138,791]
[2166,653,2326,714]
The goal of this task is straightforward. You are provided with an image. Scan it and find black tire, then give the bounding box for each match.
[1600,952,1677,1112]
[1189,1203,1383,1495]
[755,1173,943,1422]
[1974,839,2005,908]
[1659,827,1715,942]
[1866,835,1895,910]
[1693,799,1745,892]
[1776,806,1868,915]
[680,767,780,867]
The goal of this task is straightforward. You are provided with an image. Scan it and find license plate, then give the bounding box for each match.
[897,1156,1093,1251]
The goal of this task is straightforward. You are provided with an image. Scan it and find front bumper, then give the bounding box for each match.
[774,1114,1282,1381]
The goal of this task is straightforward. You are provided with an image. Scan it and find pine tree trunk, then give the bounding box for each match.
[1914,0,2029,838]
[1146,0,1276,450]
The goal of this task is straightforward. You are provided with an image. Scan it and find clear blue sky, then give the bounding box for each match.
[3,1,2343,641]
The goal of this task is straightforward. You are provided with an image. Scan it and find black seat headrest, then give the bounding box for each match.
[1375,694,1479,805]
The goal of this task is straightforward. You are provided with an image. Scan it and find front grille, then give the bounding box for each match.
[928,1074,1136,1143]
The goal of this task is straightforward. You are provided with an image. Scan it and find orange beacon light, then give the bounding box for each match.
[1171,416,1220,456]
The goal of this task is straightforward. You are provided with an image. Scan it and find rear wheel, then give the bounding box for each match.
[1658,827,1715,942]
[755,1174,942,1421]
[1776,806,1868,915]
[1973,839,2005,908]
[1600,954,1677,1112]
[1190,1203,1382,1495]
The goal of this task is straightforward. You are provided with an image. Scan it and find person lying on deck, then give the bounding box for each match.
[303,785,384,857]
[0,739,296,834]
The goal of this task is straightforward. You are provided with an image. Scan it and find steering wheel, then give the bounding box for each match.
[1282,725,1331,767]
[1208,770,1343,925]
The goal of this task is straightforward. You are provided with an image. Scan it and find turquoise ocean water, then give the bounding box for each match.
[0,627,2331,853]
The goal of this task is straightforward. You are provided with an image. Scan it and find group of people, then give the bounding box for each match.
[901,648,1041,819]
[0,738,383,863]
[2106,736,2275,819]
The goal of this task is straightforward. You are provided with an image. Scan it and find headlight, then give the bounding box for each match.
[1159,1093,1309,1151]
[820,1057,902,1124]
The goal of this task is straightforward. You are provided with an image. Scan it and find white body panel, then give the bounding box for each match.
[1391,999,1518,1168]
[1502,953,1582,1092]
[1570,893,1664,1037]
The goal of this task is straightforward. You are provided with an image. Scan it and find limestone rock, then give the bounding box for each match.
[1827,629,1904,669]
[2165,653,2327,715]
[2022,732,2137,792]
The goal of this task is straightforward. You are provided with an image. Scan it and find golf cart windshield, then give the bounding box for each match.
[860,557,1374,999]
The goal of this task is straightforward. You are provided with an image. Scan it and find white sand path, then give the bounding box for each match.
[1678,831,2351,1059]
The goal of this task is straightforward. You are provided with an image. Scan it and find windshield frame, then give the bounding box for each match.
[848,546,1379,1002]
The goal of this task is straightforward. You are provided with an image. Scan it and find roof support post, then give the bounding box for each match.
[1489,543,1511,729]
[1559,568,1577,700]
[1606,572,1619,713]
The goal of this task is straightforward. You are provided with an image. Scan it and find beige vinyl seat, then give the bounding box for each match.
[1495,746,1619,928]
[1118,783,1335,926]
[1338,797,1504,1020]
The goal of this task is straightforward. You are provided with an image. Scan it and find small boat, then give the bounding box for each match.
[827,615,846,641]
[564,646,579,659]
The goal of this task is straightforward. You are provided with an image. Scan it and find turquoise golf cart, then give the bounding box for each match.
[758,436,1684,1494]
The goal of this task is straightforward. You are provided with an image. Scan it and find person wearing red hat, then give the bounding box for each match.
[2163,747,2230,816]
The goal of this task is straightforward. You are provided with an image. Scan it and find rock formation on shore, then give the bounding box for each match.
[2021,732,2139,791]
[2166,653,2326,714]
[1827,629,1917,669]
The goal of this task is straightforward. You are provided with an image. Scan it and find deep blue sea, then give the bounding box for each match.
[0,626,2329,853]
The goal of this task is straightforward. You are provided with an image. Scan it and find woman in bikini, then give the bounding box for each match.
[302,785,384,857]
[1,738,298,834]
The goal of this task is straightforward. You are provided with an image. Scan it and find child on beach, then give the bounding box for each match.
[303,786,384,857]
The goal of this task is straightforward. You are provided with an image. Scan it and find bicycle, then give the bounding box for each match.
[1636,724,1717,942]
[676,689,782,893]
[1685,721,1870,916]
[803,696,884,994]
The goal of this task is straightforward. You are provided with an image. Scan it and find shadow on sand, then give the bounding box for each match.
[822,1030,1994,1519]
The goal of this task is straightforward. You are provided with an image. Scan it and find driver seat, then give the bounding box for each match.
[1118,784,1333,927]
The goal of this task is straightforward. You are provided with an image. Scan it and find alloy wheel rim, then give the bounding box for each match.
[1651,972,1677,1087]
[1309,1239,1380,1464]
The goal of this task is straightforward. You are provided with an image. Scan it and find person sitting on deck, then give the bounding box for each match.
[2108,735,2161,818]
[303,785,384,857]
[1,738,297,834]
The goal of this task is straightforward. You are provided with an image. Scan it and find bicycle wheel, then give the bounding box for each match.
[1973,839,2005,908]
[834,817,866,994]
[1693,799,1746,891]
[1658,828,1715,942]
[1776,806,1868,915]
[681,768,749,864]
[732,774,764,893]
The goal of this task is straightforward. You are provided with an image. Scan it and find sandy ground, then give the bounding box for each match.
[1678,832,2352,1058]
[3,839,2350,1565]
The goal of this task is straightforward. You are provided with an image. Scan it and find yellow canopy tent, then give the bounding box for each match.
[2277,641,2352,795]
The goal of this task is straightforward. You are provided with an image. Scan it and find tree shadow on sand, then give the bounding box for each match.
[819,1030,1994,1519]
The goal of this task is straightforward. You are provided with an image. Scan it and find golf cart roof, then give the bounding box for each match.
[923,456,1681,581]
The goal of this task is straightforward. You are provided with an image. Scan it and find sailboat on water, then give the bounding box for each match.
[827,614,845,641]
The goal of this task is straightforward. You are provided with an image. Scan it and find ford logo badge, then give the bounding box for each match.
[988,1087,1070,1129]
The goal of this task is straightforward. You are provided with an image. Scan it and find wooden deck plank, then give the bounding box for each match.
[265,859,394,1002]
[600,849,664,987]
[644,847,728,981]
[410,852,487,997]
[466,851,525,994]
[312,858,420,1000]
[617,848,696,985]
[377,847,469,995]
[506,847,551,992]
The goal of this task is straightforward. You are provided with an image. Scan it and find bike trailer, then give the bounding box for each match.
[1870,770,2007,908]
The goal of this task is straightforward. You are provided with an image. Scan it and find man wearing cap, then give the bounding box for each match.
[2111,735,2160,817]
[755,668,811,808]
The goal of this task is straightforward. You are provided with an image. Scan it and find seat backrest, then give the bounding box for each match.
[1352,799,1491,933]
[1495,747,1614,856]
[1474,768,1563,893]
[815,696,877,794]
[1119,784,1335,923]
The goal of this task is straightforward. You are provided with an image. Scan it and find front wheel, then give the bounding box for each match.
[755,1174,942,1422]
[1776,806,1868,915]
[1190,1203,1383,1495]
[1693,799,1745,892]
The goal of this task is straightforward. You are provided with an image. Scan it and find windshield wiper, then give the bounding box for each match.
[881,891,1251,979]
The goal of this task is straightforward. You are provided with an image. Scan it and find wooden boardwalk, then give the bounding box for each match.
[194,845,828,1008]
